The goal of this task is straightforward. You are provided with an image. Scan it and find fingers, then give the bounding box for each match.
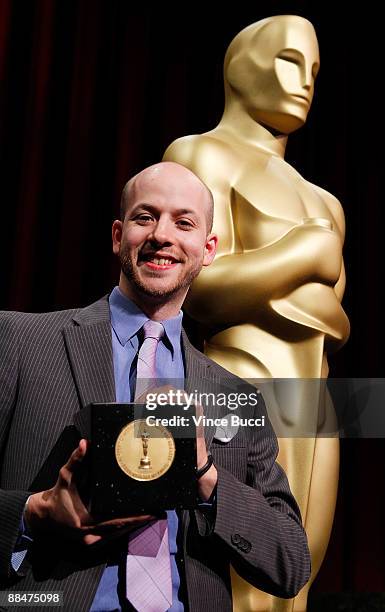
[195,403,204,417]
[79,514,154,532]
[57,439,87,488]
[80,515,156,546]
[60,439,88,482]
[195,402,204,438]
[194,402,208,468]
[83,533,102,545]
[96,514,155,528]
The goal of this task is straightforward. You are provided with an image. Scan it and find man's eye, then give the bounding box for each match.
[177,219,193,228]
[136,214,153,223]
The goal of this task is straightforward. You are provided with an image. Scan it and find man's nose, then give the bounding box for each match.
[148,219,173,245]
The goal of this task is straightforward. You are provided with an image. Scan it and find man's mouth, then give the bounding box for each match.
[139,253,180,269]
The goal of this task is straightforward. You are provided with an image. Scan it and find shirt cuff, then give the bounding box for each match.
[11,498,34,571]
[197,490,217,508]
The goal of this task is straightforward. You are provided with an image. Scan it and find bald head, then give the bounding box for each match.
[120,162,214,233]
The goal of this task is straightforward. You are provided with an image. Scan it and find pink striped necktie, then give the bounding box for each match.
[126,320,173,611]
[134,320,165,401]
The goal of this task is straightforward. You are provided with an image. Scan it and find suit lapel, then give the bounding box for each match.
[182,330,222,450]
[63,296,116,408]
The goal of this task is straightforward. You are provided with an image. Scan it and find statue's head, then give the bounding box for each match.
[224,15,320,134]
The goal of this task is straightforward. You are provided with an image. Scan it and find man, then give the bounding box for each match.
[0,162,310,611]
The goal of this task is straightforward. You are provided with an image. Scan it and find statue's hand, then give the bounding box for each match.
[286,220,343,287]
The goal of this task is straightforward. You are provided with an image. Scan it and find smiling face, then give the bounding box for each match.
[225,15,320,133]
[112,163,217,316]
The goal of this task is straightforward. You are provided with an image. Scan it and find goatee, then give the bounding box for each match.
[120,251,201,299]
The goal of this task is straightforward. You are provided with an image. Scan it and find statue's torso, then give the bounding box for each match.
[232,155,337,250]
[167,133,350,377]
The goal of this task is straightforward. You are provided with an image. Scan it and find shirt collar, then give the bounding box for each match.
[109,286,183,357]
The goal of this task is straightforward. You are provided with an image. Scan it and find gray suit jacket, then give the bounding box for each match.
[0,296,310,611]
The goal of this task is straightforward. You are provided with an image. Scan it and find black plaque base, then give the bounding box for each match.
[84,403,197,520]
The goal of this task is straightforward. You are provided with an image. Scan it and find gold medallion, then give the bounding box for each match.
[115,419,175,481]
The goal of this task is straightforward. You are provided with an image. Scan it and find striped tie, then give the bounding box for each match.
[126,320,173,611]
[134,320,165,401]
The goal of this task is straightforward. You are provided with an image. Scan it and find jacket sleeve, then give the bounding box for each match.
[195,392,311,599]
[0,314,31,580]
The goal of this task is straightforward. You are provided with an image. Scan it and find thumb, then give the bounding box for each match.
[64,439,88,474]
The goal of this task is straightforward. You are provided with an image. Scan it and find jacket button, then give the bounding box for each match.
[244,541,252,553]
[231,533,241,545]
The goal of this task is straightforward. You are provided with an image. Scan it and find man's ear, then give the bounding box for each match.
[112,220,123,255]
[203,233,218,266]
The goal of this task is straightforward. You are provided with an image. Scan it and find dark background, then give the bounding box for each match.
[1,0,384,600]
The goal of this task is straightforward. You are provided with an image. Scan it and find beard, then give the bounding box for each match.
[120,246,203,300]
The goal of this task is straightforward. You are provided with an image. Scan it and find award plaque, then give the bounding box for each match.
[115,419,176,481]
[80,403,198,520]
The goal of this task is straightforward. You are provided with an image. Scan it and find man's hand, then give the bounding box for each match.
[195,404,217,501]
[136,386,218,501]
[25,439,154,545]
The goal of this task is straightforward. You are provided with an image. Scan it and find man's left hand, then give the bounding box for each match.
[195,404,217,501]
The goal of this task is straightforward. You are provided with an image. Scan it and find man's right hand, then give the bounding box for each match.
[25,439,154,545]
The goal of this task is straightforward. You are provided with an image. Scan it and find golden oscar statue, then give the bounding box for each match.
[163,14,350,612]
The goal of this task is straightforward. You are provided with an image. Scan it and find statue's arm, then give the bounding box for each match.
[186,224,342,324]
[313,184,347,303]
[164,138,342,325]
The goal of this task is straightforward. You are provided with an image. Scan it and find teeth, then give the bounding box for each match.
[150,257,174,265]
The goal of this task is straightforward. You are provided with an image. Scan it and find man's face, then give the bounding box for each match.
[227,17,320,133]
[112,167,217,304]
